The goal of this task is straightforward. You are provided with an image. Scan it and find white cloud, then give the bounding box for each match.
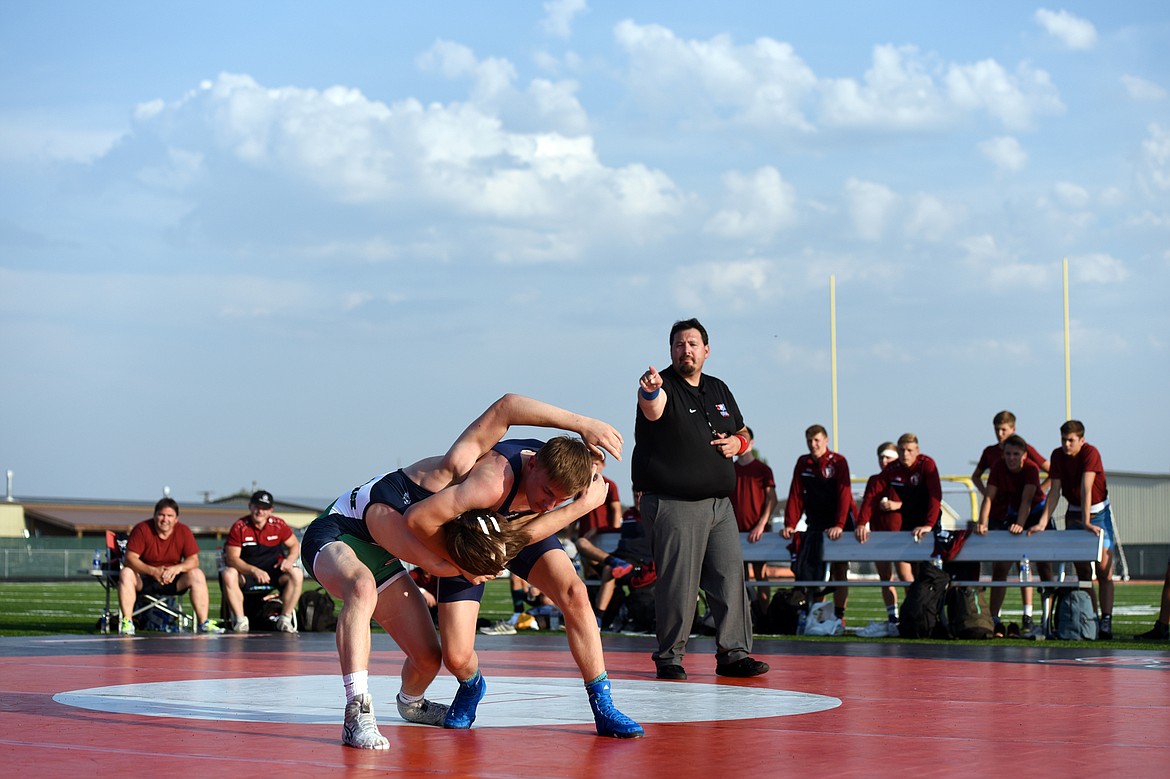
[541,0,587,38]
[0,112,124,163]
[1052,181,1090,209]
[978,136,1028,171]
[704,166,798,242]
[944,59,1064,130]
[1121,74,1167,102]
[1070,253,1128,284]
[820,45,950,129]
[1140,122,1170,192]
[1034,8,1098,50]
[670,258,776,311]
[614,20,818,130]
[959,234,1052,290]
[844,178,899,241]
[118,73,684,262]
[904,194,963,241]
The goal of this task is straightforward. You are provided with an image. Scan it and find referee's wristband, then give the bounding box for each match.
[639,387,660,401]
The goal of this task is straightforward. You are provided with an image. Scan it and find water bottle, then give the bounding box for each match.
[92,549,103,575]
[930,555,944,569]
[796,609,808,635]
[1020,554,1032,583]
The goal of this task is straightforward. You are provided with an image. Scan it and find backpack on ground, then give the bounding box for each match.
[766,588,809,634]
[944,586,994,639]
[899,562,950,638]
[1049,587,1096,640]
[297,587,338,632]
[624,583,656,633]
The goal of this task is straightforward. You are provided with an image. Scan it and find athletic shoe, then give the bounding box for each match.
[715,656,770,677]
[858,620,895,638]
[119,617,136,636]
[1006,622,1021,639]
[1022,621,1047,641]
[1135,621,1169,641]
[396,695,449,727]
[610,558,634,579]
[586,677,644,738]
[198,618,226,634]
[275,613,297,633]
[231,616,250,633]
[443,671,485,729]
[343,693,390,750]
[656,664,687,680]
[993,621,1006,639]
[1098,615,1113,640]
[479,619,517,635]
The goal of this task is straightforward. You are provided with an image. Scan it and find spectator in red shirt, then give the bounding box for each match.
[975,435,1051,638]
[781,424,853,629]
[221,490,304,633]
[854,442,903,636]
[1038,419,1116,639]
[729,427,778,598]
[117,498,223,635]
[970,410,1050,497]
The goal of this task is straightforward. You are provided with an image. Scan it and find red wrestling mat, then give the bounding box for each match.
[1,633,1167,778]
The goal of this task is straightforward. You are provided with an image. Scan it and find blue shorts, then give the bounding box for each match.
[1066,503,1115,551]
[301,511,406,590]
[437,534,564,604]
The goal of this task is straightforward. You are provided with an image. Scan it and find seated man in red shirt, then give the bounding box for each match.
[118,497,224,635]
[221,490,304,633]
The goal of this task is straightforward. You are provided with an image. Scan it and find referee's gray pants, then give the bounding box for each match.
[641,494,753,668]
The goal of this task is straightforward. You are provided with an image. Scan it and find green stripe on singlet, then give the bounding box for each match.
[339,533,405,587]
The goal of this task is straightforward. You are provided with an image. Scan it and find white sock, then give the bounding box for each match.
[343,670,369,702]
[398,690,423,705]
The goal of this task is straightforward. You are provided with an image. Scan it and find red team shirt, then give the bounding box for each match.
[225,515,294,570]
[1048,443,1108,511]
[974,441,1047,477]
[986,459,1044,521]
[783,451,853,532]
[731,458,776,532]
[860,473,901,531]
[127,519,199,567]
[576,477,621,535]
[858,454,942,529]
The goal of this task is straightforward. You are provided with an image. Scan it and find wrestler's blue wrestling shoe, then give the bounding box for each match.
[443,670,485,729]
[586,675,644,738]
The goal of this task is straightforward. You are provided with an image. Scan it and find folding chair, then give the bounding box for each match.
[93,531,125,634]
[133,585,193,633]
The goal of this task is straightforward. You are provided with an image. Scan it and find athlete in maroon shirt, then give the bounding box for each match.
[1038,419,1115,638]
[970,410,1050,496]
[782,425,853,623]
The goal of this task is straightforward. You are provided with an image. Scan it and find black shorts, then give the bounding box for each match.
[140,578,185,598]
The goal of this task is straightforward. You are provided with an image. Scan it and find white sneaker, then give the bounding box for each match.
[231,616,250,633]
[343,693,390,749]
[858,620,893,638]
[275,613,297,633]
[396,695,448,726]
[479,619,517,635]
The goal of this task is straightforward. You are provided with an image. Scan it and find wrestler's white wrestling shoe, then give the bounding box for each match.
[343,693,390,750]
[396,694,449,726]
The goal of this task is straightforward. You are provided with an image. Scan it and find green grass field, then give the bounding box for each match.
[0,578,1165,648]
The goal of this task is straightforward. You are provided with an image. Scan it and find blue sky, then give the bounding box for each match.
[2,2,1167,508]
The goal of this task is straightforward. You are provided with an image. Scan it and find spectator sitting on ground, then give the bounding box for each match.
[118,497,224,635]
[221,490,303,633]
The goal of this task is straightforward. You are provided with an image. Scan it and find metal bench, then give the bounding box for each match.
[586,529,1103,588]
